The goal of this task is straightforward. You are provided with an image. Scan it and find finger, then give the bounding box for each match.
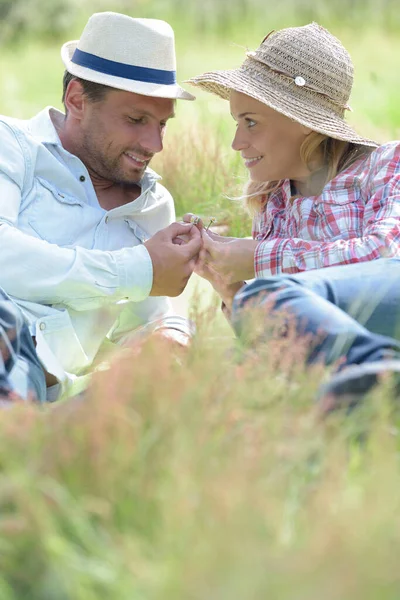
[187,223,202,240]
[167,221,194,239]
[182,213,195,223]
[172,236,187,246]
[184,233,202,259]
[182,213,204,229]
[200,229,217,253]
[187,257,197,273]
[198,247,209,263]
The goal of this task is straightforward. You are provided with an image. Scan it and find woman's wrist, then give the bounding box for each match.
[223,239,257,282]
[220,281,246,315]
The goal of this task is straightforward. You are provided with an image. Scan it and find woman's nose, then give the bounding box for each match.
[231,127,249,152]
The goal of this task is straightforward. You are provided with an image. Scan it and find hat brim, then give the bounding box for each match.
[187,68,378,147]
[61,41,195,101]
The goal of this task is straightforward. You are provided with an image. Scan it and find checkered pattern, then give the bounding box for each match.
[253,142,400,276]
[0,291,20,394]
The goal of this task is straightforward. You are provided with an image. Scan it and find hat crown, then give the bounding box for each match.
[249,22,353,108]
[77,12,177,71]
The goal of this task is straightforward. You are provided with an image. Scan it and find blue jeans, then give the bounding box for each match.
[232,258,400,371]
[0,289,46,402]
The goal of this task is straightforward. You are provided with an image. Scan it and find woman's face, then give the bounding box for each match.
[230,90,312,183]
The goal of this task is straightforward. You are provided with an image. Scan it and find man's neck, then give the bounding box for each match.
[95,181,142,211]
[51,110,142,210]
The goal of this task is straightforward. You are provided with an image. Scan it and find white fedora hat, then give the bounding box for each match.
[61,12,195,101]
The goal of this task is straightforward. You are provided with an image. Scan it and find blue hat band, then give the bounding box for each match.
[71,48,177,85]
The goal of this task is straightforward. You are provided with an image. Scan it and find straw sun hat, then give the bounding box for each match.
[61,12,195,101]
[187,22,377,147]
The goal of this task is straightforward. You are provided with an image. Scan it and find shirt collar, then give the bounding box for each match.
[270,179,292,205]
[27,106,63,145]
[27,106,162,184]
[141,167,162,185]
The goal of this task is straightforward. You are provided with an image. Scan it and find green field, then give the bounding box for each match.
[0,1,400,597]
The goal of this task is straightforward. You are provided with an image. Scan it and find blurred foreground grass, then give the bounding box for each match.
[1,316,400,598]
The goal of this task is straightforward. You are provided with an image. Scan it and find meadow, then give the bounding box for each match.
[0,0,400,597]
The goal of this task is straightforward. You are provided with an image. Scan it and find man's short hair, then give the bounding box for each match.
[62,70,113,109]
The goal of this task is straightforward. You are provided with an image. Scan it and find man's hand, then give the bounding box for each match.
[144,222,202,297]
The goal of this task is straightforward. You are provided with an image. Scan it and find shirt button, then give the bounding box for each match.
[79,175,86,182]
[105,216,109,224]
[39,322,46,331]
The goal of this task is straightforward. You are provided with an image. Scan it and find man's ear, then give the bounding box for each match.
[64,79,86,120]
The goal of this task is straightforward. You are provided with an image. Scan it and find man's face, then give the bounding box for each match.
[78,89,175,185]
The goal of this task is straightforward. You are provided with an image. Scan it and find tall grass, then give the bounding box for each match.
[152,123,252,237]
[0,325,400,598]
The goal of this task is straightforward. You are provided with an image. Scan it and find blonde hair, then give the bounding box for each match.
[244,132,372,215]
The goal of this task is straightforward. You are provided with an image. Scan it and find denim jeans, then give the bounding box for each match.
[232,258,400,371]
[0,289,46,402]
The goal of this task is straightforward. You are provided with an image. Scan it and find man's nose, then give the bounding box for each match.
[140,125,164,154]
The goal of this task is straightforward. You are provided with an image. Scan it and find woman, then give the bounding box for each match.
[185,23,400,315]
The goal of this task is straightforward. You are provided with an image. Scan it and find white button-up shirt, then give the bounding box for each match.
[0,107,190,383]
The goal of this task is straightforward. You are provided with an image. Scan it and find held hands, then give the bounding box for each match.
[180,213,257,310]
[197,230,257,285]
[143,215,255,301]
[181,213,256,284]
[144,222,201,297]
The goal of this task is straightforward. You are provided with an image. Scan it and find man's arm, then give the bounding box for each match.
[0,219,153,309]
[0,121,201,308]
[0,217,201,310]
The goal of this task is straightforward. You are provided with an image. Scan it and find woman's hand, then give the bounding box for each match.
[195,254,245,314]
[197,230,258,285]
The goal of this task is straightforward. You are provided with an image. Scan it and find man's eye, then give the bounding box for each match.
[246,119,256,128]
[129,117,144,124]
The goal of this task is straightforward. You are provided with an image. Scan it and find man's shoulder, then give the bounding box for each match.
[0,113,31,135]
[0,107,56,144]
[0,112,40,159]
[0,114,36,179]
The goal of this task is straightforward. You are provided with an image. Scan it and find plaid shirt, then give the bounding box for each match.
[253,141,400,276]
[0,290,21,393]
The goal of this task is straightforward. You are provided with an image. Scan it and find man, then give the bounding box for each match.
[0,12,201,402]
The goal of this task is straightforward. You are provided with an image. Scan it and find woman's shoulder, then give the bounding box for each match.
[366,140,400,169]
[351,141,400,186]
